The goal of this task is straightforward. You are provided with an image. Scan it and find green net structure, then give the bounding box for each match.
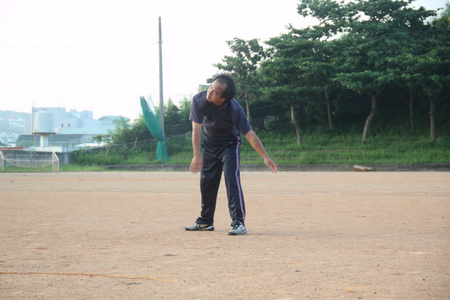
[140,96,170,163]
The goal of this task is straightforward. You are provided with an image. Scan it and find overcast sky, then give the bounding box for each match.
[0,0,447,120]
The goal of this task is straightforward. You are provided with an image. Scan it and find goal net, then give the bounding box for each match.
[0,150,59,172]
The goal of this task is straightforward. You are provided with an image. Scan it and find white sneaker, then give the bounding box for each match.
[228,224,247,235]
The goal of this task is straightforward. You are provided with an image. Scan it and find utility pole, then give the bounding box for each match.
[158,16,165,136]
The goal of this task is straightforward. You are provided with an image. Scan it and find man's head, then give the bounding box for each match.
[206,74,236,107]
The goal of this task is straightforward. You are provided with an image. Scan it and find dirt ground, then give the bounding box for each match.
[0,171,449,299]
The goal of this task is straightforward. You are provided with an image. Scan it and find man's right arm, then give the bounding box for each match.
[189,121,203,174]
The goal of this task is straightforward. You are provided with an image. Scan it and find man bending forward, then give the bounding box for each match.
[185,74,277,235]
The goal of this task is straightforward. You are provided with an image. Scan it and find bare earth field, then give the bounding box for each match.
[0,171,449,299]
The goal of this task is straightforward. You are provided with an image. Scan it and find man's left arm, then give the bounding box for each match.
[244,130,277,173]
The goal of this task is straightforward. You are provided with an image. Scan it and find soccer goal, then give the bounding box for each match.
[0,150,59,172]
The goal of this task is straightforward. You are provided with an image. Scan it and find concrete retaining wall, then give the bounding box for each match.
[104,163,450,172]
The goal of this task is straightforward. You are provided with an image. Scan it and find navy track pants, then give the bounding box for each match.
[196,134,246,227]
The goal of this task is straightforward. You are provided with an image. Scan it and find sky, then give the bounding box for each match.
[0,0,447,121]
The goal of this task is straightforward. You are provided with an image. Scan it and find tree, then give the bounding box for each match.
[336,0,413,142]
[164,98,181,136]
[387,2,449,140]
[421,3,450,141]
[260,31,319,144]
[214,38,266,120]
[291,26,340,130]
[177,97,193,133]
[300,0,440,142]
[420,30,450,140]
[108,114,156,145]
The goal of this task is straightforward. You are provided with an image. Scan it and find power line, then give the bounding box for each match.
[0,40,226,49]
[0,42,153,49]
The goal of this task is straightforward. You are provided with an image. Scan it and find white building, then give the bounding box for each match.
[24,107,101,135]
[19,107,125,152]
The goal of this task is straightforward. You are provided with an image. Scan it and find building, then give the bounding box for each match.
[24,107,100,135]
[18,107,125,152]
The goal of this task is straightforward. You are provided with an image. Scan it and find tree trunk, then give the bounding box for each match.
[325,90,333,131]
[290,102,302,144]
[362,93,377,143]
[409,88,414,129]
[245,93,250,121]
[429,96,436,141]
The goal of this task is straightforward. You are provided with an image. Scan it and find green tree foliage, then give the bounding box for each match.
[261,30,322,144]
[108,116,152,145]
[336,1,429,141]
[164,98,181,136]
[214,38,266,120]
[385,1,450,140]
[296,0,447,142]
[177,97,192,132]
[105,0,448,152]
[288,26,339,130]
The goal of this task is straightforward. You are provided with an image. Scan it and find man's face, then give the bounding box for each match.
[206,80,227,107]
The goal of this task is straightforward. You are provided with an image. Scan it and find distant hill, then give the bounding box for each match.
[0,110,30,133]
[0,110,31,119]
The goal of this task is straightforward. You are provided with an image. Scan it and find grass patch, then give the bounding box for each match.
[1,165,107,172]
[59,165,107,172]
[67,130,450,168]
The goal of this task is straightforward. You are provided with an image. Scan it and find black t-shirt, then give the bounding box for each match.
[189,91,252,138]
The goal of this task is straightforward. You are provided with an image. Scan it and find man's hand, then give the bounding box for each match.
[264,157,277,173]
[245,130,277,174]
[190,155,203,174]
